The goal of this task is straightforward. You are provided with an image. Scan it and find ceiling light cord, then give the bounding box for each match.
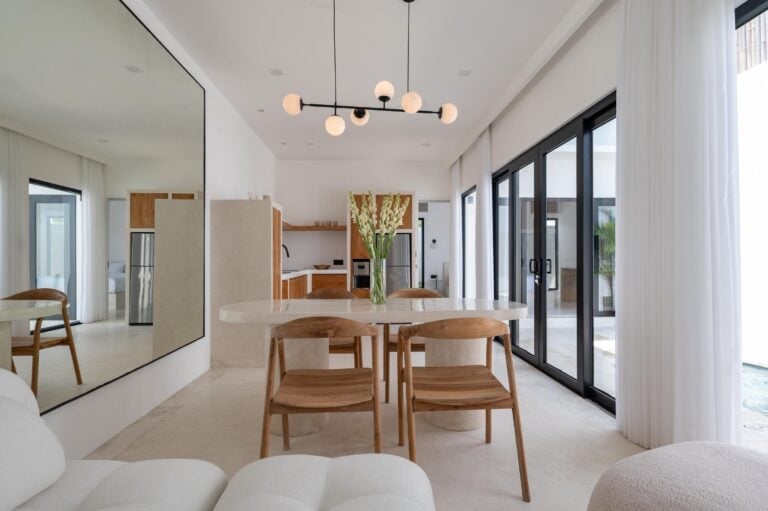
[333,0,338,115]
[406,2,411,92]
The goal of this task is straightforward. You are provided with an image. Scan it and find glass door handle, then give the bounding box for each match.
[528,259,537,274]
[545,259,552,274]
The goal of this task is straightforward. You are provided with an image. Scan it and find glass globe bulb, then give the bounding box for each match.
[325,114,346,136]
[401,91,422,114]
[439,102,458,124]
[350,109,369,126]
[374,80,395,102]
[282,93,302,115]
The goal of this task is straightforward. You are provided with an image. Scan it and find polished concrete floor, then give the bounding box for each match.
[13,318,153,411]
[88,345,644,511]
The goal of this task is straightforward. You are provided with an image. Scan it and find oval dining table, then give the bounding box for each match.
[0,299,62,371]
[220,297,527,436]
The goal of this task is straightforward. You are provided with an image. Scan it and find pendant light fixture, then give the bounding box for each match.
[282,0,458,135]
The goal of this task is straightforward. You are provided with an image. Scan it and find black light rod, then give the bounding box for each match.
[303,101,440,115]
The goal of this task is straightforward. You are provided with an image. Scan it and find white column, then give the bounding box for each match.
[475,128,494,300]
[448,160,463,298]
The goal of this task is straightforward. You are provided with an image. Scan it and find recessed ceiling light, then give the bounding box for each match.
[306,142,315,146]
[269,68,284,76]
[97,138,110,143]
[124,65,143,74]
[421,142,431,147]
[257,108,265,113]
[280,141,287,146]
[457,69,471,77]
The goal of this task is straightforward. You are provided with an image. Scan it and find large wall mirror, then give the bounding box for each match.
[0,0,205,412]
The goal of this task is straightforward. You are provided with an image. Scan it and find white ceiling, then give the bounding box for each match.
[0,0,203,166]
[142,0,585,164]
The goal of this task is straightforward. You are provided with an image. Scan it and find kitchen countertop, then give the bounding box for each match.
[281,268,347,280]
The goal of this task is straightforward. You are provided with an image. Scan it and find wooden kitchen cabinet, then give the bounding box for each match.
[288,275,308,298]
[281,280,289,300]
[311,273,347,291]
[130,192,169,228]
[272,208,282,300]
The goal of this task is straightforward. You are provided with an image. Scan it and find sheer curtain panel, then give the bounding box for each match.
[616,0,741,448]
[79,157,107,323]
[449,159,462,298]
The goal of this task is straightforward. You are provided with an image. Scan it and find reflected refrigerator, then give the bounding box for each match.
[383,233,411,293]
[129,232,154,325]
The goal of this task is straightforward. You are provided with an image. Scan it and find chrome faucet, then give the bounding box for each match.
[282,244,290,258]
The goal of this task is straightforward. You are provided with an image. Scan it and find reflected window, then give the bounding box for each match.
[462,188,477,298]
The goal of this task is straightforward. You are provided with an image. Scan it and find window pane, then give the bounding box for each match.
[545,137,577,378]
[496,178,510,301]
[516,165,536,355]
[592,118,617,396]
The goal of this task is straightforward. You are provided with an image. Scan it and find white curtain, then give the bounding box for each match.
[79,157,107,323]
[616,0,741,448]
[448,159,462,298]
[0,128,29,297]
[475,128,494,300]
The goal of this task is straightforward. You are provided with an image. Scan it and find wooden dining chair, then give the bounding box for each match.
[399,317,530,502]
[305,288,363,367]
[382,288,442,406]
[260,316,381,458]
[5,288,83,396]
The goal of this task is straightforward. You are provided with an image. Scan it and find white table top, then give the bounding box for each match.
[0,300,61,322]
[220,298,528,325]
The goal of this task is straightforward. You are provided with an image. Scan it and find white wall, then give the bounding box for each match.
[43,0,276,459]
[461,0,619,190]
[418,201,450,295]
[107,199,127,263]
[275,160,449,225]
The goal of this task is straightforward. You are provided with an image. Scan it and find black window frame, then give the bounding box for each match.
[461,186,477,298]
[737,0,768,27]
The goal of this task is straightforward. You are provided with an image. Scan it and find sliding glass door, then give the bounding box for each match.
[493,94,616,409]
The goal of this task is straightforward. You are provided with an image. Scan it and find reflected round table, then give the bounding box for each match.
[220,298,527,434]
[0,300,62,371]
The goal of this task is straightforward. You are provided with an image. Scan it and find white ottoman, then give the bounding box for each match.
[588,441,768,511]
[214,454,435,511]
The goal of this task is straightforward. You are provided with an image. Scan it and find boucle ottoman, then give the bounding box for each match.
[588,441,768,511]
[214,453,435,511]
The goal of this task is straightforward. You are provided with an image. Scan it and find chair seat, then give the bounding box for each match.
[12,336,67,350]
[273,368,374,410]
[412,365,511,407]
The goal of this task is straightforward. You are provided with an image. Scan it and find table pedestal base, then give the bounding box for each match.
[269,337,329,436]
[424,338,485,431]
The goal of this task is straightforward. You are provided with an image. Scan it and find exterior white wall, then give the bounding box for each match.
[43,0,276,459]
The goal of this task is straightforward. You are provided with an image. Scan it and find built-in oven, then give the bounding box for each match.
[352,259,370,289]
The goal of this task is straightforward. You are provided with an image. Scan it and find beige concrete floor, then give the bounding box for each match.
[88,345,644,511]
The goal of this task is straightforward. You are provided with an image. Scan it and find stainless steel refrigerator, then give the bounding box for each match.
[129,232,154,325]
[383,233,412,293]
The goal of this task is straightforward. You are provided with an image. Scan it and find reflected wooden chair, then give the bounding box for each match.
[305,288,363,367]
[383,288,442,407]
[260,316,381,458]
[5,288,83,396]
[399,317,530,502]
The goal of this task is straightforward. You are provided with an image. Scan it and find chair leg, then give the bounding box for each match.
[404,342,417,462]
[355,336,363,368]
[68,339,83,385]
[383,341,390,404]
[260,339,278,459]
[282,415,290,450]
[371,334,381,453]
[31,348,40,397]
[485,409,492,444]
[11,358,17,374]
[503,334,530,502]
[397,340,404,446]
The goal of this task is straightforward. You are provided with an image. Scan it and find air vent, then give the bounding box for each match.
[418,202,428,213]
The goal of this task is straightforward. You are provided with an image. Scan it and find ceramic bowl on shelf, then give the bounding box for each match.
[313,264,331,270]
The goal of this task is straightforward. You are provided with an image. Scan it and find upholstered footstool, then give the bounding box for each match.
[588,441,768,511]
[214,454,435,511]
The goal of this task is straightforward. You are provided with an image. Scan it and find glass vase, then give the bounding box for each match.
[370,258,386,304]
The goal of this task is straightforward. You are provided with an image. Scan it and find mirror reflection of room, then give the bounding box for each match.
[0,0,204,412]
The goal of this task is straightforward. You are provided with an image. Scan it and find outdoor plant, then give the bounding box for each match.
[348,191,410,304]
[595,209,616,311]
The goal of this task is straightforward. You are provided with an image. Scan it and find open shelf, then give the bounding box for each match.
[282,222,346,232]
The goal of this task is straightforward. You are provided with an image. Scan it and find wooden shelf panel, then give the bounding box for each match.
[283,223,346,232]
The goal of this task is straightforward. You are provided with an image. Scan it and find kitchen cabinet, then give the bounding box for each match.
[311,273,347,292]
[272,208,282,299]
[281,279,289,300]
[288,274,308,298]
[129,191,201,229]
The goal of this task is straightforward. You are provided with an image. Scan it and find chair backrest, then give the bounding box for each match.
[388,288,442,299]
[306,287,356,299]
[273,316,377,340]
[3,288,67,306]
[398,317,508,341]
